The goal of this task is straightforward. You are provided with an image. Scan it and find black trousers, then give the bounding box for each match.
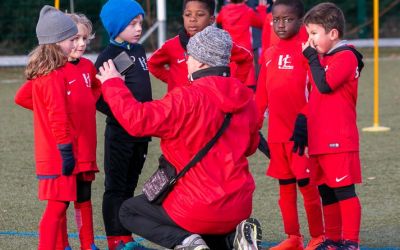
[102,131,148,236]
[119,194,235,249]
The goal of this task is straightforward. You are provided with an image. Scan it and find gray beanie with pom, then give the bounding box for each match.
[36,5,78,44]
[187,26,232,67]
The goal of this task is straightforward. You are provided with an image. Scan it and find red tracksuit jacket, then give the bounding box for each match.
[101,70,259,234]
[148,35,255,91]
[15,58,100,175]
[307,48,361,155]
[216,3,266,51]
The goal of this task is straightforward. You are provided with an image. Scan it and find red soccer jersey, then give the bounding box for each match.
[255,31,309,143]
[216,3,266,51]
[307,49,361,155]
[15,59,100,175]
[148,35,255,91]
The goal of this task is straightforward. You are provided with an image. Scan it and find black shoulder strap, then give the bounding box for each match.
[169,113,232,185]
[328,45,364,73]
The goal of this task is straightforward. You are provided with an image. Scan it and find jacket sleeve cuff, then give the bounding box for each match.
[303,46,318,62]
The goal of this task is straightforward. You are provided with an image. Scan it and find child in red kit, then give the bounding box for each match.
[255,1,324,249]
[298,2,364,250]
[216,0,266,51]
[15,13,101,250]
[14,6,101,250]
[148,0,256,91]
[216,0,267,86]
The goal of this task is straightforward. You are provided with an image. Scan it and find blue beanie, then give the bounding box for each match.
[100,0,145,40]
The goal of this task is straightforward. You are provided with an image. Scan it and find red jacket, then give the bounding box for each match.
[216,3,266,51]
[101,70,259,234]
[307,49,360,155]
[148,35,255,91]
[15,59,100,175]
[255,31,309,143]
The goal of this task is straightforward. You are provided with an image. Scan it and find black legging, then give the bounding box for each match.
[102,137,148,236]
[77,179,91,203]
[119,194,234,249]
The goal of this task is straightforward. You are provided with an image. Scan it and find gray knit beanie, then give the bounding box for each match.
[36,5,78,45]
[187,26,232,67]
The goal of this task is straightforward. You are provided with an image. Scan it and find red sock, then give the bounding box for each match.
[323,202,342,241]
[74,200,95,249]
[107,235,133,250]
[339,197,361,242]
[55,212,69,250]
[299,184,324,237]
[279,183,301,236]
[38,200,68,250]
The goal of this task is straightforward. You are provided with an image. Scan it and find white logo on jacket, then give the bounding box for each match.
[355,66,360,78]
[82,73,91,87]
[336,175,348,182]
[138,56,148,71]
[278,54,294,69]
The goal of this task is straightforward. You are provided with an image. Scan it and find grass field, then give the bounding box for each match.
[0,57,399,249]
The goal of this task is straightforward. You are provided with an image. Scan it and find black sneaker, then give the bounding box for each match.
[340,240,359,250]
[315,239,341,250]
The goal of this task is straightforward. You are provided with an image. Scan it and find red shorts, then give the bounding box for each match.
[267,142,311,180]
[38,175,77,201]
[310,152,362,188]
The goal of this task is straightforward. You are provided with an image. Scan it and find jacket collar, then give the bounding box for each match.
[178,28,190,51]
[110,39,132,50]
[190,66,230,81]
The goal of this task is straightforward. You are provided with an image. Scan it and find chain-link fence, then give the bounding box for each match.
[0,0,399,55]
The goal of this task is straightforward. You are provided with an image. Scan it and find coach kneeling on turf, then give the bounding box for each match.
[96,26,262,250]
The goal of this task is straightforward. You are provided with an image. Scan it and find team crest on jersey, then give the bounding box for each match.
[355,66,360,79]
[278,54,294,70]
[82,73,91,87]
[138,56,148,71]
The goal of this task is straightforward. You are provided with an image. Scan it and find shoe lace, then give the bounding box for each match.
[341,240,359,250]
[316,239,340,250]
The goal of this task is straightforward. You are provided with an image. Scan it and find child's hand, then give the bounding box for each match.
[302,38,316,52]
[96,59,124,84]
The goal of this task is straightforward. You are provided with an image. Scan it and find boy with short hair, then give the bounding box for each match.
[148,0,256,91]
[255,1,324,249]
[299,2,364,250]
[96,0,152,249]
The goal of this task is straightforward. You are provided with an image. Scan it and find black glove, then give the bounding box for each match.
[57,143,75,176]
[290,114,308,156]
[303,46,319,62]
[258,131,270,159]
